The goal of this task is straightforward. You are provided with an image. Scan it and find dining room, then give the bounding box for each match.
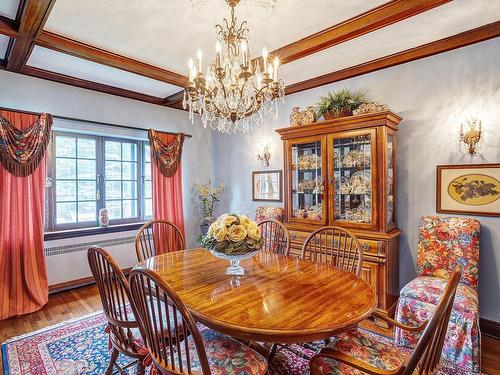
[0,0,500,374]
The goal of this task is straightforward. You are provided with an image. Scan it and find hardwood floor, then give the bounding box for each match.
[0,284,499,374]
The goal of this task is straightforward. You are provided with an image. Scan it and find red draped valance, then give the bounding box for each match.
[0,112,53,177]
[148,129,185,177]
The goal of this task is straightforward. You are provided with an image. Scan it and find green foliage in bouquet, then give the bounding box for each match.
[201,213,264,256]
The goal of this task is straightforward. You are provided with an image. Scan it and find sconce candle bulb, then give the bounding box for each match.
[459,118,482,156]
[257,145,271,167]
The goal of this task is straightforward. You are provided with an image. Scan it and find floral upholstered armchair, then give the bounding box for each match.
[255,206,285,223]
[395,216,481,373]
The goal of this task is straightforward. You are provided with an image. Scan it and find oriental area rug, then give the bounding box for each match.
[1,311,484,375]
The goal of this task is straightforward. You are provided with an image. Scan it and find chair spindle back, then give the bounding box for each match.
[301,226,363,276]
[258,219,291,256]
[88,246,135,328]
[135,219,185,262]
[129,267,211,374]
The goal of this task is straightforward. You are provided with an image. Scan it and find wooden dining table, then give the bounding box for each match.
[136,248,377,344]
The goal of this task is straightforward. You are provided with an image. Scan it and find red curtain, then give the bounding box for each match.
[151,132,185,253]
[0,110,49,320]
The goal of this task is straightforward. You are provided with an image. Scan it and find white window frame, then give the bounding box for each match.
[45,131,151,232]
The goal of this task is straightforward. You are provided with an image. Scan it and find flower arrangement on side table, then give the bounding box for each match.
[194,181,225,236]
[201,214,264,275]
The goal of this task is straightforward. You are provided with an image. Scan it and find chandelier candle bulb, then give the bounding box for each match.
[215,41,222,68]
[273,56,279,81]
[241,40,248,67]
[197,49,203,72]
[268,63,274,80]
[262,47,268,73]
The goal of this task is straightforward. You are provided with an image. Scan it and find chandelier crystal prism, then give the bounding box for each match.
[183,0,285,134]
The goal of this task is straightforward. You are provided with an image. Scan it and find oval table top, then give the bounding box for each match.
[137,248,377,343]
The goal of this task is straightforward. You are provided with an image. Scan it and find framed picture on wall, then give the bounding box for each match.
[252,170,282,202]
[437,164,500,216]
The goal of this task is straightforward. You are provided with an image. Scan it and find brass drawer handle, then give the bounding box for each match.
[290,233,297,240]
[362,243,370,251]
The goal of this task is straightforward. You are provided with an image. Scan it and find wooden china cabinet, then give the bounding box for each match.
[276,111,401,317]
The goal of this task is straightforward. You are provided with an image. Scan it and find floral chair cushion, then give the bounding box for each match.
[310,328,408,375]
[400,276,479,314]
[255,206,285,223]
[416,216,480,289]
[178,324,268,374]
[395,278,481,373]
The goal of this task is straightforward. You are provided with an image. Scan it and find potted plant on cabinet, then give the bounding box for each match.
[316,88,366,120]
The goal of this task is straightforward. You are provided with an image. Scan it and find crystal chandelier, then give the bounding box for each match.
[183,0,285,134]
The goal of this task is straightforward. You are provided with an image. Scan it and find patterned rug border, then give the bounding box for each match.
[1,310,105,375]
[1,310,104,345]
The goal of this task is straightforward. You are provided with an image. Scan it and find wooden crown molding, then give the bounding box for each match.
[6,0,56,71]
[0,16,18,38]
[285,21,500,95]
[164,0,450,108]
[21,65,165,106]
[36,31,188,87]
[271,0,451,64]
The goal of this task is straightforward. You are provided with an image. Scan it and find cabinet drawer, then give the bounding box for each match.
[359,239,383,256]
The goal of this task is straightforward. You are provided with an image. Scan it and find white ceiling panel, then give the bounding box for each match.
[44,0,387,74]
[0,35,9,60]
[280,0,500,85]
[0,0,20,20]
[26,46,181,97]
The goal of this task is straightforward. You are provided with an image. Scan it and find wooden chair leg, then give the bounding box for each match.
[105,348,119,375]
[268,343,279,362]
[137,361,146,375]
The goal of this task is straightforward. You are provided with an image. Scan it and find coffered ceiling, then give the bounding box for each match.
[0,0,499,110]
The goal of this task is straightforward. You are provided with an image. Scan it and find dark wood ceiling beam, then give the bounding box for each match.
[36,31,188,87]
[270,0,451,64]
[285,21,500,95]
[0,16,18,38]
[6,0,56,71]
[163,91,185,110]
[21,66,165,105]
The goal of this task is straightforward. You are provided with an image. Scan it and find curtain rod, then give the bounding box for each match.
[0,106,193,138]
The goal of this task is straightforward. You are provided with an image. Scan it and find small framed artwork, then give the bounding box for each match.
[252,170,282,202]
[437,164,500,216]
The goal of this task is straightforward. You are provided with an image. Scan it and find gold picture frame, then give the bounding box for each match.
[252,170,282,202]
[436,164,500,216]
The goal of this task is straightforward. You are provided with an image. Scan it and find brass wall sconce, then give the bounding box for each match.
[257,145,271,167]
[460,118,482,155]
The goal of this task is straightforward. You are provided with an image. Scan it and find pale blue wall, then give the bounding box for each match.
[211,38,500,322]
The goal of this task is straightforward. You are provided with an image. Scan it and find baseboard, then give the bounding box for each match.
[48,267,133,294]
[480,318,500,340]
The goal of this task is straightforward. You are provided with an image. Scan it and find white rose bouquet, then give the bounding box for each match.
[201,213,264,255]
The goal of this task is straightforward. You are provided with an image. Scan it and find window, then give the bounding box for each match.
[45,131,151,231]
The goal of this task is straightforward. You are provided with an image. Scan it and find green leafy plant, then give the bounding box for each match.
[316,88,366,119]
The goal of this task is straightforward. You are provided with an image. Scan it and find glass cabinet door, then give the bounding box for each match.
[332,131,374,226]
[290,139,325,223]
[387,134,395,225]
